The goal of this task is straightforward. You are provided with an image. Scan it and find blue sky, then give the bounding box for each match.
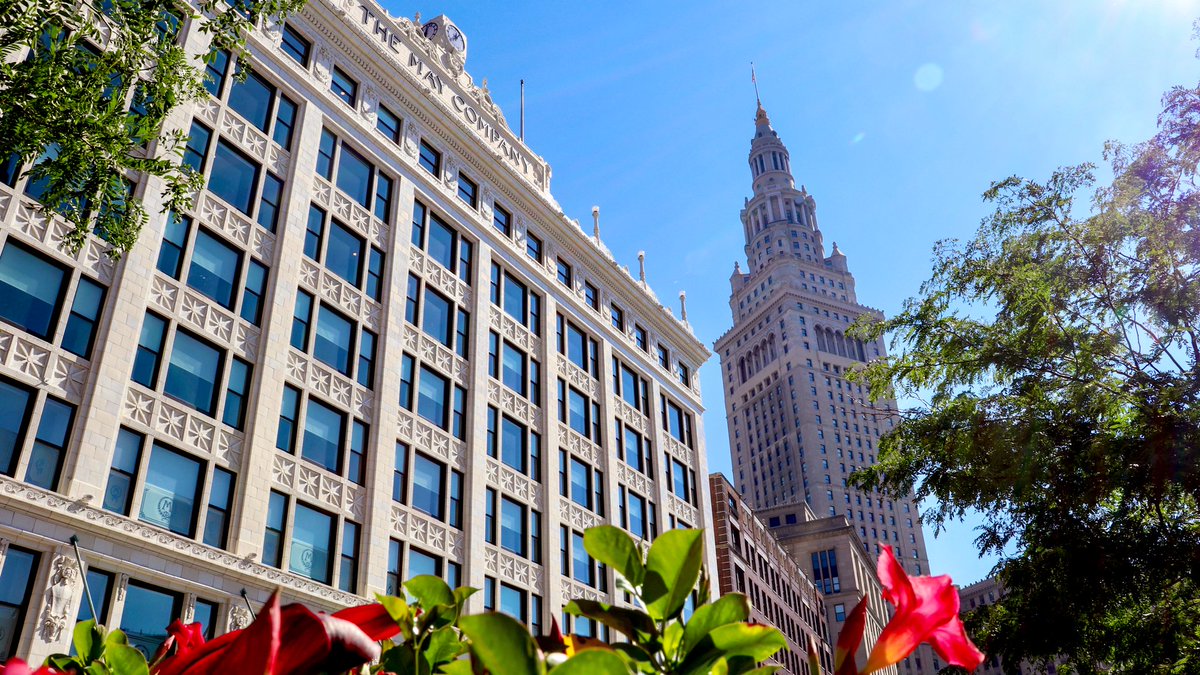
[379,0,1199,583]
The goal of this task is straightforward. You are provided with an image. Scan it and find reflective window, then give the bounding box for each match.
[302,398,343,473]
[457,173,477,207]
[330,66,357,106]
[0,380,32,477]
[132,313,166,387]
[164,331,222,416]
[416,366,448,428]
[263,491,287,567]
[569,457,590,510]
[140,443,202,536]
[290,502,335,583]
[336,145,372,208]
[281,24,311,66]
[493,204,511,236]
[500,497,525,556]
[411,453,443,520]
[386,540,402,595]
[418,140,440,175]
[24,397,74,490]
[377,105,401,142]
[120,581,181,659]
[103,429,142,514]
[184,121,211,173]
[0,546,37,660]
[407,548,439,580]
[209,140,260,215]
[0,243,67,340]
[314,305,353,375]
[422,288,452,346]
[203,467,234,548]
[188,230,240,309]
[61,277,105,358]
[228,71,275,131]
[500,584,525,624]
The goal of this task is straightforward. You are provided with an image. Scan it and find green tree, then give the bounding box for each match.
[848,60,1200,674]
[0,0,303,255]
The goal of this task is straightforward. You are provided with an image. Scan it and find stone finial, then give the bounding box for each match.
[679,291,688,323]
[591,205,600,244]
[638,251,646,287]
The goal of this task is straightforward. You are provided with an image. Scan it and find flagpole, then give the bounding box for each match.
[751,62,760,104]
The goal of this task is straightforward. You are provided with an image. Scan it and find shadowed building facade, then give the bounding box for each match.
[0,1,714,663]
[712,102,938,674]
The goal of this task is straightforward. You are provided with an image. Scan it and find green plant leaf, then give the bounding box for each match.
[459,612,542,675]
[552,648,628,675]
[105,643,149,675]
[662,621,684,662]
[437,659,473,675]
[73,619,103,662]
[405,575,455,609]
[642,529,705,621]
[584,526,644,587]
[677,623,787,675]
[681,593,750,658]
[565,599,656,640]
[423,624,468,667]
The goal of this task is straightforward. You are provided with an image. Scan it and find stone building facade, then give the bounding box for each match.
[712,102,937,674]
[708,473,832,675]
[0,0,713,663]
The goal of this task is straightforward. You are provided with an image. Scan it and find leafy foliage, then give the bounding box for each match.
[847,49,1200,675]
[0,0,303,255]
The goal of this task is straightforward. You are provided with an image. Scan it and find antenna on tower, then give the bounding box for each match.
[519,79,525,141]
[751,62,761,105]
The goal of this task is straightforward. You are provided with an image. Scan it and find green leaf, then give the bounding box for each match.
[437,659,473,675]
[662,621,684,662]
[459,612,542,675]
[584,526,644,587]
[642,529,705,621]
[681,593,750,658]
[677,623,787,675]
[104,643,149,675]
[423,625,467,667]
[73,619,103,662]
[552,649,628,675]
[405,575,455,609]
[565,599,656,640]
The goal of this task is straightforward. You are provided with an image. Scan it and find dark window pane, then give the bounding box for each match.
[335,145,372,207]
[0,243,67,340]
[407,549,439,580]
[263,491,287,567]
[239,260,267,325]
[257,173,284,232]
[276,385,300,453]
[304,205,325,260]
[187,230,240,308]
[0,381,33,476]
[500,497,525,556]
[426,215,456,271]
[281,24,311,66]
[273,95,298,148]
[104,429,142,514]
[120,582,181,659]
[290,503,334,583]
[317,129,336,180]
[416,367,447,428]
[412,454,443,520]
[24,397,74,490]
[164,331,222,415]
[326,222,363,286]
[374,173,393,223]
[183,122,211,173]
[228,71,275,131]
[418,141,440,175]
[302,398,343,473]
[330,67,357,106]
[157,212,190,278]
[203,50,229,97]
[203,467,234,548]
[314,305,353,375]
[61,277,105,359]
[422,289,452,346]
[209,141,260,215]
[139,443,202,536]
[377,105,401,142]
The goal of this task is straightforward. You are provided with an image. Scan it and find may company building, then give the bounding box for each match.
[0,0,712,662]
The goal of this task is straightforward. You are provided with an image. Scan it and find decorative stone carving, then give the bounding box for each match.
[314,44,333,84]
[228,605,252,632]
[38,551,78,643]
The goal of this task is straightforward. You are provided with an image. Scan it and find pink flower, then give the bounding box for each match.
[863,546,984,673]
[0,659,63,675]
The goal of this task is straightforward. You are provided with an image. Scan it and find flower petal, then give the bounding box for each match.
[153,592,280,675]
[332,603,402,642]
[927,614,985,671]
[834,597,868,675]
[864,577,959,673]
[875,545,915,614]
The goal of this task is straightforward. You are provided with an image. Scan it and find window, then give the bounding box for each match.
[411,453,463,528]
[281,24,311,66]
[670,459,692,504]
[0,546,38,660]
[418,140,441,175]
[617,423,651,476]
[500,584,526,624]
[302,397,343,473]
[410,280,470,357]
[610,303,624,331]
[584,282,598,310]
[139,442,203,536]
[277,389,366,484]
[263,491,287,567]
[558,380,601,442]
[658,344,670,369]
[162,329,225,416]
[291,502,335,583]
[493,204,512,236]
[661,395,694,448]
[490,263,541,335]
[407,548,460,588]
[61,277,105,358]
[487,410,541,481]
[613,358,650,415]
[811,549,841,594]
[386,539,403,595]
[634,324,648,351]
[24,396,75,490]
[339,521,360,592]
[0,242,68,340]
[557,316,598,377]
[834,603,846,622]
[489,334,539,405]
[412,202,473,282]
[565,454,603,515]
[157,217,271,325]
[203,49,229,97]
[624,489,649,539]
[556,258,572,287]
[209,140,261,215]
[330,66,357,106]
[318,131,395,223]
[677,361,691,387]
[457,172,478,207]
[292,297,376,388]
[226,70,298,149]
[120,581,182,658]
[304,206,386,300]
[562,529,605,590]
[75,568,113,625]
[499,496,526,556]
[103,428,142,514]
[377,105,401,143]
[525,232,543,263]
[203,467,234,548]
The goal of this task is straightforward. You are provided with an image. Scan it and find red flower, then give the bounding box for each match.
[152,592,401,675]
[863,546,984,673]
[0,659,63,675]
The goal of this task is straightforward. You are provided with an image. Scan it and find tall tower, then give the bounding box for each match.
[714,103,940,674]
